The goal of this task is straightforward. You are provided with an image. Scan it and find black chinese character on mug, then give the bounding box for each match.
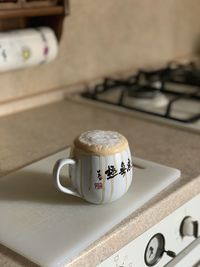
[105,165,118,180]
[127,158,133,172]
[119,161,126,176]
[97,170,102,180]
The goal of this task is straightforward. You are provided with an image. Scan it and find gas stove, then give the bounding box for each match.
[80,61,200,132]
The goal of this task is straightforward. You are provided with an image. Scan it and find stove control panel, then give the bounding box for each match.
[98,193,200,267]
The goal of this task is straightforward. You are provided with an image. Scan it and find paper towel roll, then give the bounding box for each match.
[0,27,58,72]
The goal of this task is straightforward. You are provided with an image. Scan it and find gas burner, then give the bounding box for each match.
[123,86,169,108]
[166,62,200,85]
[137,61,200,88]
[167,61,196,71]
[127,87,160,99]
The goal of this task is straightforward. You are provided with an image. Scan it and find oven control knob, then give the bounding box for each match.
[180,216,199,238]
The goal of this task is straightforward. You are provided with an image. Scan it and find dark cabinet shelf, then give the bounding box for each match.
[0,0,69,40]
[0,6,64,19]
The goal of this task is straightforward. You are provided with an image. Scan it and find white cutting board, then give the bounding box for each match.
[0,149,181,267]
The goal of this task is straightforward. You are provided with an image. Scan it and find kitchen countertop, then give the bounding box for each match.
[0,99,199,267]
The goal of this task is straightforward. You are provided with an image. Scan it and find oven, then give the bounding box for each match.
[98,194,200,267]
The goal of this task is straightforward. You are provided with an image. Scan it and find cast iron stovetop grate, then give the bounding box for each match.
[81,62,200,124]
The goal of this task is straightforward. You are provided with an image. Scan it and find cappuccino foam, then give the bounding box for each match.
[74,130,128,155]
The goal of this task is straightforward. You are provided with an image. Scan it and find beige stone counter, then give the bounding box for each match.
[0,99,200,267]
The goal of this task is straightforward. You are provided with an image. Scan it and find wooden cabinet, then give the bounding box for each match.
[0,0,69,40]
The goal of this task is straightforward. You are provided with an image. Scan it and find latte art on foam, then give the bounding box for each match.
[74,130,128,155]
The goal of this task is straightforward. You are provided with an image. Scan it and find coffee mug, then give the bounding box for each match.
[53,130,133,204]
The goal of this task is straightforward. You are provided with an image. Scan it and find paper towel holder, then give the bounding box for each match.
[0,0,69,41]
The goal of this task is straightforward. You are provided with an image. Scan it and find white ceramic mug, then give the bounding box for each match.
[53,130,133,204]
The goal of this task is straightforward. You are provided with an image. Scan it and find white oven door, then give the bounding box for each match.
[165,237,200,267]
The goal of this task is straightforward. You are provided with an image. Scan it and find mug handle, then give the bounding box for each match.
[53,158,81,198]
